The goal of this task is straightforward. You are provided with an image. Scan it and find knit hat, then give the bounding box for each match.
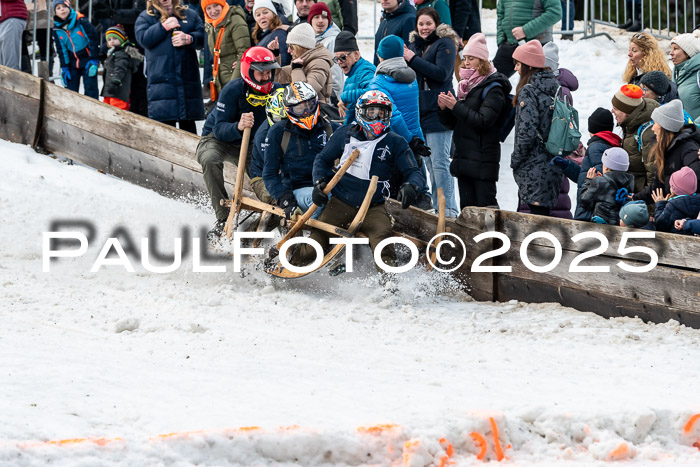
[543,42,559,70]
[512,40,545,69]
[611,84,644,114]
[377,35,404,60]
[651,99,685,132]
[53,0,71,10]
[671,33,700,58]
[587,107,614,134]
[286,22,316,50]
[639,70,670,96]
[105,25,128,45]
[461,33,488,61]
[253,0,277,16]
[334,30,358,52]
[669,166,698,195]
[307,1,331,23]
[601,147,630,172]
[619,201,650,227]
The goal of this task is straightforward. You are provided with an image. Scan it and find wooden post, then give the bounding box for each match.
[223,127,251,238]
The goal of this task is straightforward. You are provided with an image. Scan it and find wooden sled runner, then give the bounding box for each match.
[267,176,379,279]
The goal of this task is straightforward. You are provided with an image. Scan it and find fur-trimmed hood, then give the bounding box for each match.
[408,23,460,49]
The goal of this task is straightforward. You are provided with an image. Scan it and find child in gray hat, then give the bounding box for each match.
[579,147,636,225]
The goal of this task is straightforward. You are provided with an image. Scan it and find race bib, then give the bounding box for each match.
[337,134,387,181]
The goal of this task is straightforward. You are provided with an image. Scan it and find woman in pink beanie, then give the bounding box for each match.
[510,39,562,216]
[436,32,512,209]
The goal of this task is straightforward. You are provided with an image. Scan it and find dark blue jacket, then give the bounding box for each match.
[250,119,272,179]
[654,194,700,232]
[313,124,424,207]
[53,9,99,69]
[341,57,376,124]
[201,79,279,142]
[407,25,457,133]
[374,0,416,65]
[256,28,291,67]
[135,8,205,122]
[681,218,700,234]
[263,118,339,201]
[449,0,480,40]
[564,132,622,221]
[368,57,424,141]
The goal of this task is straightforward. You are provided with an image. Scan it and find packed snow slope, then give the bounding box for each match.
[3,5,700,466]
[2,143,700,465]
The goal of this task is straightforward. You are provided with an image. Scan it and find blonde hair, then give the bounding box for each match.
[252,11,282,44]
[623,33,672,83]
[288,44,310,59]
[473,58,491,76]
[147,0,187,20]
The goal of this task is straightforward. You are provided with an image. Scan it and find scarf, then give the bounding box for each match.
[456,65,495,100]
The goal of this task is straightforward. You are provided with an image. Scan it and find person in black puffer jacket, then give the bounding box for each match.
[579,147,635,225]
[437,32,510,208]
[633,100,700,204]
[406,7,460,217]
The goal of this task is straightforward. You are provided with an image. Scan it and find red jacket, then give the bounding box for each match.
[0,0,29,23]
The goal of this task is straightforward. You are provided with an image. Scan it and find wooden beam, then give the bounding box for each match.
[0,66,41,145]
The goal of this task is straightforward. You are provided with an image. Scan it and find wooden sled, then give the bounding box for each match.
[267,176,379,279]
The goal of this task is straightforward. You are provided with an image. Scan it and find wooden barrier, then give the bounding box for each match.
[1,65,699,327]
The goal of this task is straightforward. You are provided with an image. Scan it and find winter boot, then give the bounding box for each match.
[415,192,434,212]
[207,218,227,242]
[617,2,634,29]
[627,5,642,32]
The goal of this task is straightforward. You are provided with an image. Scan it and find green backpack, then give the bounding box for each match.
[544,86,581,157]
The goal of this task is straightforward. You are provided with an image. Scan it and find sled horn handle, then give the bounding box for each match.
[275,149,360,250]
[224,127,252,238]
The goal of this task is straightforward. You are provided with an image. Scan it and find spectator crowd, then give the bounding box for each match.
[1,0,699,241]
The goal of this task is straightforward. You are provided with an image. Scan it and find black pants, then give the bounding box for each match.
[457,177,498,209]
[163,120,197,134]
[493,42,519,78]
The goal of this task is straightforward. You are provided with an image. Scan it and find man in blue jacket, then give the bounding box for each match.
[197,46,281,240]
[335,31,376,124]
[263,82,339,220]
[288,90,424,268]
[374,0,415,65]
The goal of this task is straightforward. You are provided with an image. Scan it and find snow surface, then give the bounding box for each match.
[3,5,700,467]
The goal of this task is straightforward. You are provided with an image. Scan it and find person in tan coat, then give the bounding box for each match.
[203,0,252,99]
[276,22,334,103]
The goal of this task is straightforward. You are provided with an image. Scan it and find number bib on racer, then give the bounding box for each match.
[337,134,388,181]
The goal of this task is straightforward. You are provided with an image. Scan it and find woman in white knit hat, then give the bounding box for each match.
[670,31,700,121]
[253,0,291,66]
[275,22,335,104]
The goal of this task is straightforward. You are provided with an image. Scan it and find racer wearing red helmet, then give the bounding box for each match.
[198,46,282,241]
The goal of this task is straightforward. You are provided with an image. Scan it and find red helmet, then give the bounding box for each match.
[240,46,280,94]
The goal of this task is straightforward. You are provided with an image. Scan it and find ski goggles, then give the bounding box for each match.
[246,91,270,107]
[287,98,318,117]
[361,106,389,120]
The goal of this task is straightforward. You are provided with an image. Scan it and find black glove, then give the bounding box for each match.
[312,179,329,206]
[409,137,431,159]
[397,182,417,210]
[278,192,298,220]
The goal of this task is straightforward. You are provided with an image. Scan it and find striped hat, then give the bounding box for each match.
[105,25,128,45]
[611,84,644,114]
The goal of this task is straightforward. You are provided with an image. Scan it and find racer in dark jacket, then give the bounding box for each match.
[263,82,339,220]
[196,46,281,240]
[289,90,423,268]
[250,87,286,204]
